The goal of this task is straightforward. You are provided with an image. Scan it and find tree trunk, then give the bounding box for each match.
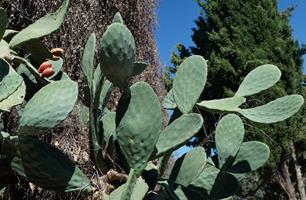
[290,141,306,200]
[276,158,297,200]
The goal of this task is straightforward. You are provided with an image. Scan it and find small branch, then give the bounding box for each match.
[106,169,128,183]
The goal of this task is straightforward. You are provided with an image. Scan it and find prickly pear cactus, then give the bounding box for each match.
[0,1,92,195]
[157,114,270,199]
[0,9,304,200]
[196,63,304,123]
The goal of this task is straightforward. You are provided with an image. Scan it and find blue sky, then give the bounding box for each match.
[155,0,306,74]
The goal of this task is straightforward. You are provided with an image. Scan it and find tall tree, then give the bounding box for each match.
[165,0,305,198]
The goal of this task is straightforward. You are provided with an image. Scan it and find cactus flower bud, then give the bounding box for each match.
[51,48,64,57]
[38,61,52,73]
[42,67,54,77]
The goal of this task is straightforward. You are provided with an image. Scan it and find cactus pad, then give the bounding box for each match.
[0,81,26,112]
[235,64,281,97]
[197,96,246,113]
[98,79,113,111]
[155,114,203,157]
[229,141,270,173]
[215,114,244,166]
[117,82,162,175]
[191,166,239,199]
[0,39,10,58]
[169,147,206,186]
[48,58,63,79]
[112,12,124,24]
[81,33,96,86]
[101,111,116,143]
[9,0,69,48]
[0,72,23,102]
[163,89,177,110]
[11,136,91,192]
[239,95,304,123]
[100,23,135,87]
[19,80,78,135]
[173,55,207,114]
[107,177,148,200]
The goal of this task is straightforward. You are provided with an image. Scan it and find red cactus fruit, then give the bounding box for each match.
[42,67,54,77]
[38,61,52,73]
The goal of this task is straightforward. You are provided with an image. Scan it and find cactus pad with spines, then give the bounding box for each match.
[48,58,64,79]
[155,113,203,157]
[112,12,124,24]
[9,0,69,48]
[191,166,239,199]
[229,141,270,173]
[11,136,91,192]
[100,23,135,87]
[0,59,25,111]
[235,64,281,97]
[0,73,23,102]
[98,79,113,110]
[101,111,116,143]
[0,39,10,58]
[197,96,246,113]
[173,55,207,114]
[169,147,206,186]
[215,114,244,166]
[81,33,96,87]
[163,89,177,110]
[19,80,78,135]
[117,82,162,175]
[0,82,26,112]
[191,166,220,195]
[239,95,304,123]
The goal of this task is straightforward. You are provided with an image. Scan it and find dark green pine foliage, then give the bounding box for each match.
[165,0,305,198]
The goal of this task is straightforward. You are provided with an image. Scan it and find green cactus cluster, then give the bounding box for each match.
[0,3,304,200]
[0,0,91,193]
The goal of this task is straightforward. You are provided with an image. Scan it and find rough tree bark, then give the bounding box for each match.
[276,157,297,200]
[290,141,306,200]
